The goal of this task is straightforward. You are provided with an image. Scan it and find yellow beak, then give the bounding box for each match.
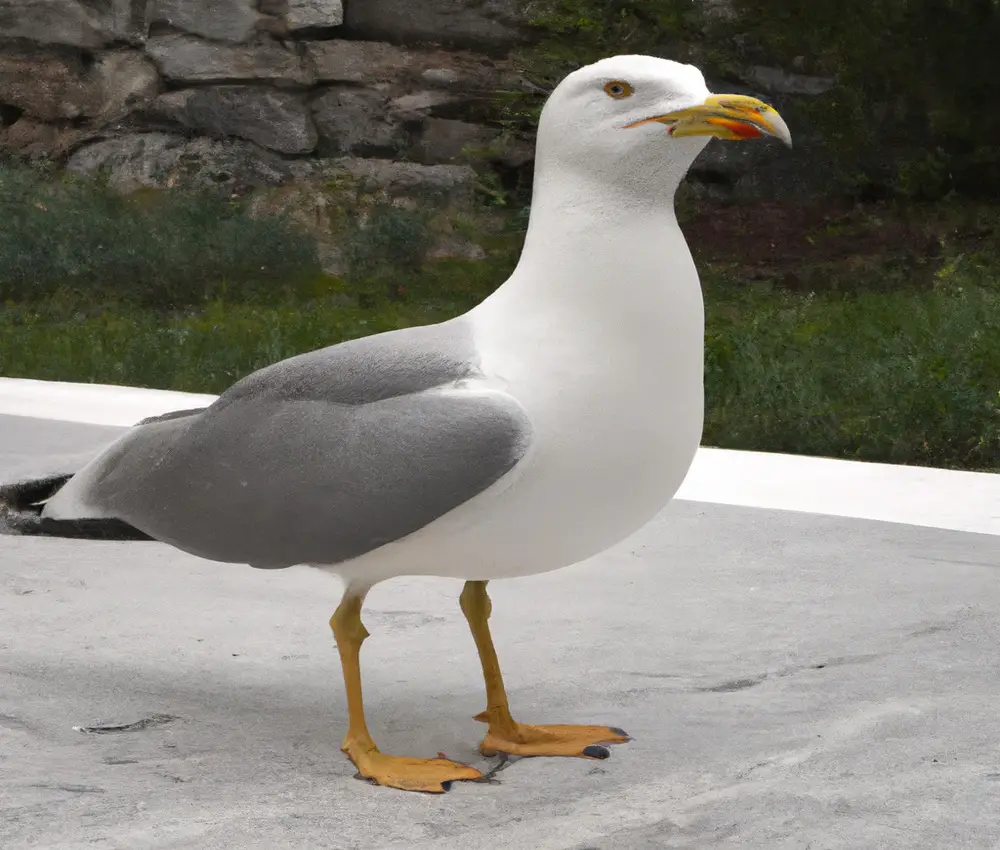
[624,94,792,147]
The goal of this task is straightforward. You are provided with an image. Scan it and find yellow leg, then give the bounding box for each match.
[459,580,630,759]
[330,588,482,793]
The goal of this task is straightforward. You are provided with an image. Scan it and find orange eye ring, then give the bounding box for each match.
[603,80,634,99]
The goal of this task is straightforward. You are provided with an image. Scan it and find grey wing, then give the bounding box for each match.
[44,386,532,569]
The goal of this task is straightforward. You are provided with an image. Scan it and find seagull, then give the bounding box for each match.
[0,55,790,793]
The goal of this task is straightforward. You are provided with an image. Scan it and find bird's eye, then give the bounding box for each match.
[603,80,634,99]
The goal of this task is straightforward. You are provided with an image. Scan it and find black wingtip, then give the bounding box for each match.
[0,474,73,513]
[0,474,153,541]
[1,509,155,541]
[1,474,69,537]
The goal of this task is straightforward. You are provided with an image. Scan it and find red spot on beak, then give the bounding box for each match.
[710,117,764,139]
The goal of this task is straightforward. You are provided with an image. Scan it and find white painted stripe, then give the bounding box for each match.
[675,448,999,538]
[0,377,217,427]
[1,377,998,537]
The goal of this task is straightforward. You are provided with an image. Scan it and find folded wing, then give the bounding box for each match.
[36,320,533,568]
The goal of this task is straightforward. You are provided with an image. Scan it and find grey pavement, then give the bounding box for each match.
[2,415,999,849]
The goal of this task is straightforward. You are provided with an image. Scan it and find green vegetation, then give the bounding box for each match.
[346,203,431,281]
[499,0,702,130]
[1,162,997,472]
[728,0,1000,198]
[704,285,1000,470]
[0,161,320,309]
[511,0,1000,199]
[1,296,465,393]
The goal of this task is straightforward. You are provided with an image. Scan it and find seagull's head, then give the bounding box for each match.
[535,55,791,193]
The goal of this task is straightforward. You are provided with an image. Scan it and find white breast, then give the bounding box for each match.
[332,217,706,585]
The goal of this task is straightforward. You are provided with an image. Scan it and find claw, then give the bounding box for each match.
[477,722,631,759]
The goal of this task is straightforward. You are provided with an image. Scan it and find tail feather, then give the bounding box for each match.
[0,474,153,541]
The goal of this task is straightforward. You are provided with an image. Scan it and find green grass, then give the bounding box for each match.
[3,279,997,472]
[0,256,500,391]
[0,162,320,308]
[703,284,1000,471]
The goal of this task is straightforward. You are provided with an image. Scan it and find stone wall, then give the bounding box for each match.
[0,0,832,202]
[0,0,536,198]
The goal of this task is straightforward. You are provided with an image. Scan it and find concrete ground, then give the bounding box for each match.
[2,411,1000,849]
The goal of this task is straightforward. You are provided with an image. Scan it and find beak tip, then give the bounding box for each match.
[768,124,793,149]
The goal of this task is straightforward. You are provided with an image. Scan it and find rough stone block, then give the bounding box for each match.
[312,87,407,157]
[286,0,342,31]
[0,0,142,48]
[305,40,413,84]
[146,34,313,85]
[146,0,263,44]
[155,86,317,154]
[0,44,98,120]
[67,132,295,193]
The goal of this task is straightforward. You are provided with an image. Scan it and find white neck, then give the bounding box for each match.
[479,163,703,337]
